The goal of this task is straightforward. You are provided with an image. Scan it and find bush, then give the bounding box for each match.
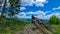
[48,15,59,25]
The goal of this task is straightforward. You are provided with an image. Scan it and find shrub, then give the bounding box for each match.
[48,15,59,25]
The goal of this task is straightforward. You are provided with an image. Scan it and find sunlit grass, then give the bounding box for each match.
[51,24,60,34]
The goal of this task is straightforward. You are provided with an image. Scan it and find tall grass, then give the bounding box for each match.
[0,18,30,34]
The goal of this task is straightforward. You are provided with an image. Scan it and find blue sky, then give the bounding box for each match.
[19,0,60,19]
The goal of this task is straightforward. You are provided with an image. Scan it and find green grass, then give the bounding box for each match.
[1,18,60,34]
[0,18,30,34]
[51,24,60,34]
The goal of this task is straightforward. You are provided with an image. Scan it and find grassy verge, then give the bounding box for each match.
[0,18,30,34]
[51,24,60,34]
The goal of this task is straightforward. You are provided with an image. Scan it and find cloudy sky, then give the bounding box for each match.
[20,0,60,19]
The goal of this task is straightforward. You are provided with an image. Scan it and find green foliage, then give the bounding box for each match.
[0,18,30,34]
[48,15,60,24]
[0,0,20,18]
[51,24,60,34]
[8,0,20,17]
[57,18,60,24]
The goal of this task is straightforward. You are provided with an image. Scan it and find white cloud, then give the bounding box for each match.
[35,0,48,7]
[17,11,46,19]
[44,12,60,19]
[21,0,48,7]
[53,6,60,10]
[36,11,45,15]
[18,12,26,16]
[26,11,45,15]
[21,0,34,6]
[26,11,35,14]
[20,7,26,10]
[17,12,26,18]
[17,10,60,19]
[54,13,60,18]
[26,11,45,19]
[35,2,44,7]
[36,0,46,2]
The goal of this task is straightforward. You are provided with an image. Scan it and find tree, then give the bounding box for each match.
[0,0,7,18]
[8,0,20,18]
[48,15,59,24]
[58,18,60,24]
[0,0,20,18]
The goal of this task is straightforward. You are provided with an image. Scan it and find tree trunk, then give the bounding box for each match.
[1,0,7,18]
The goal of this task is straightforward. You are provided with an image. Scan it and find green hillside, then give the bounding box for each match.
[52,24,60,34]
[0,18,30,34]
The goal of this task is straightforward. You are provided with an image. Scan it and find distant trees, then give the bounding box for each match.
[48,15,60,25]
